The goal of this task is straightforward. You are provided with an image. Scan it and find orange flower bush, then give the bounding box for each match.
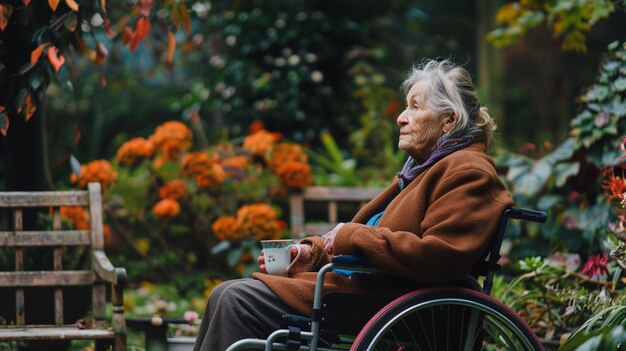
[181,152,225,189]
[212,216,246,242]
[60,206,90,230]
[269,142,308,171]
[115,137,154,166]
[236,203,281,241]
[98,120,313,278]
[149,121,193,152]
[276,161,313,189]
[158,179,187,200]
[70,160,118,192]
[242,129,280,157]
[152,198,181,220]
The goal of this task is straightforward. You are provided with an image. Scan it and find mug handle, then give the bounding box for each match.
[286,244,302,273]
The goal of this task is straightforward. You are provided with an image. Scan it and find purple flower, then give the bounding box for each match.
[594,112,610,127]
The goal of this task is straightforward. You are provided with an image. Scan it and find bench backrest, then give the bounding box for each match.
[0,183,108,327]
[289,186,384,238]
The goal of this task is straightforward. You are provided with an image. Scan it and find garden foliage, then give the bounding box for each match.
[494,41,626,346]
[66,120,312,282]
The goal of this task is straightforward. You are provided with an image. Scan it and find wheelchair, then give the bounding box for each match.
[226,207,547,351]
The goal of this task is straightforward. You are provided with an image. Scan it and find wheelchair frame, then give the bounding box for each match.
[226,207,547,351]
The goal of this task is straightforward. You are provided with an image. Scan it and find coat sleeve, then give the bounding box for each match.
[331,168,511,282]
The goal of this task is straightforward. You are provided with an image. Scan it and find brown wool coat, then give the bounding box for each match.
[253,143,513,316]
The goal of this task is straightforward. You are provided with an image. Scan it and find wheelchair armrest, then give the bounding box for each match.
[331,255,375,269]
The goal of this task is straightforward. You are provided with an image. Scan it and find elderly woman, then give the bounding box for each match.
[193,59,513,351]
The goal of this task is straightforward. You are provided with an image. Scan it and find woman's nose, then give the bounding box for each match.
[397,110,408,126]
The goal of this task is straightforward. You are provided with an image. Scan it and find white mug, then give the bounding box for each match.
[261,239,302,276]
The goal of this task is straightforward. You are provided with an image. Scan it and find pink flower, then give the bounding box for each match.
[184,311,199,322]
[581,252,609,279]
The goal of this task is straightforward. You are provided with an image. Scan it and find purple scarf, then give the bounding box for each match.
[397,134,475,190]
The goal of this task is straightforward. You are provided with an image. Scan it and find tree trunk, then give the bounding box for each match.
[475,0,504,129]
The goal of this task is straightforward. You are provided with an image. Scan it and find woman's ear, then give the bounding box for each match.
[442,113,457,133]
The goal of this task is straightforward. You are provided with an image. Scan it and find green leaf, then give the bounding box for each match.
[554,161,580,187]
[28,69,45,91]
[70,155,81,174]
[226,245,244,267]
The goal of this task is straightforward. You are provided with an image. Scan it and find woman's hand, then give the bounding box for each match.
[323,223,344,255]
[257,244,313,275]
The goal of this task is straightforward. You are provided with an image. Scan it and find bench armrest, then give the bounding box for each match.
[93,250,127,285]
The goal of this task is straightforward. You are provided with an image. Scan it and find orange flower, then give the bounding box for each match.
[158,179,186,200]
[602,166,626,202]
[60,206,90,230]
[212,216,247,242]
[181,152,225,189]
[115,137,154,166]
[149,121,193,155]
[70,160,118,192]
[222,156,250,169]
[269,142,308,171]
[275,161,313,189]
[162,140,184,161]
[195,163,226,189]
[181,152,214,177]
[243,129,279,157]
[236,203,281,241]
[152,198,181,220]
[103,224,113,247]
[248,120,265,134]
[222,156,250,177]
[384,99,400,118]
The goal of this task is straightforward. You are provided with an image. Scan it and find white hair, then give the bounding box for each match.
[402,59,496,148]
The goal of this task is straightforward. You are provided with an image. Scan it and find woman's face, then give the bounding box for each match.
[397,80,446,162]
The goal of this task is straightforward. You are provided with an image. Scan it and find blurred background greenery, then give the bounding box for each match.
[2,0,626,349]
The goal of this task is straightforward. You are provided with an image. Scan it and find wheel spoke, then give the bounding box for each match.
[357,290,542,351]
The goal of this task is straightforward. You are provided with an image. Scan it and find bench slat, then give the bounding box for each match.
[0,231,91,246]
[302,186,383,201]
[0,271,93,286]
[0,191,89,207]
[0,327,114,340]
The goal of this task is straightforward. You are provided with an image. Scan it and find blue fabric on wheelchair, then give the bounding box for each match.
[332,212,383,277]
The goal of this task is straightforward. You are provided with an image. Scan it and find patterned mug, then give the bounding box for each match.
[261,239,302,276]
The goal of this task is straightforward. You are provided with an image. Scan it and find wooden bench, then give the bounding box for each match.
[0,183,126,350]
[289,186,384,238]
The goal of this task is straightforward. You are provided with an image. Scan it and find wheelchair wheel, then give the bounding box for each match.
[351,287,544,351]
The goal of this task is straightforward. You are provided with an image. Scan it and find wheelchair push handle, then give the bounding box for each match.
[507,207,547,223]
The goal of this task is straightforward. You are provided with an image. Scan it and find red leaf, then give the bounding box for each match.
[22,0,30,5]
[0,4,14,31]
[0,106,8,137]
[31,43,49,64]
[48,0,60,11]
[122,26,134,45]
[95,42,108,65]
[17,91,36,122]
[129,32,139,52]
[135,16,150,41]
[64,0,79,12]
[166,31,175,64]
[104,19,115,38]
[47,46,65,72]
[180,3,190,36]
[99,71,107,88]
